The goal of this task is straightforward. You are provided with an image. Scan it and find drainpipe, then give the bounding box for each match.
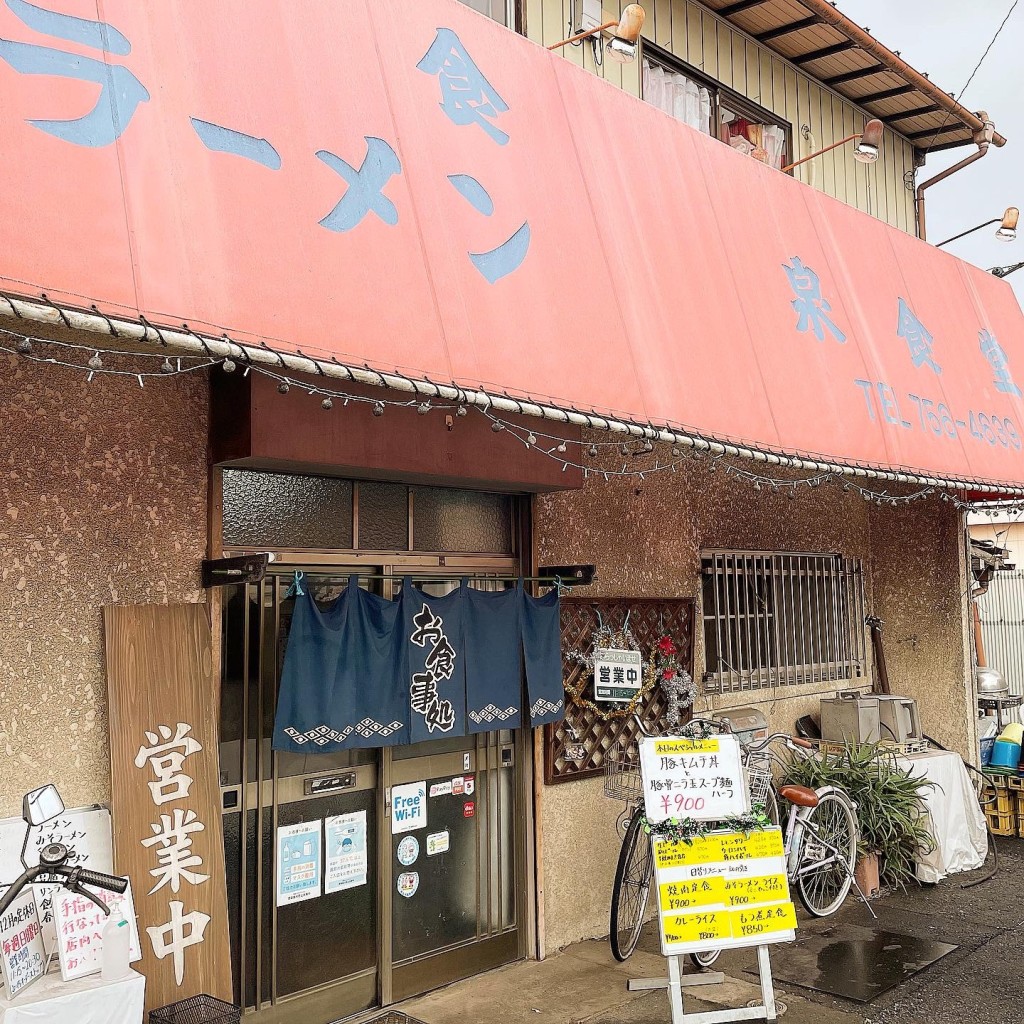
[915,114,996,241]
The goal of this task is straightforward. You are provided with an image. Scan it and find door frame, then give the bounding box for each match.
[221,549,535,1019]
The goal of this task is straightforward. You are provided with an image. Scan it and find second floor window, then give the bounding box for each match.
[642,48,791,172]
[459,0,512,26]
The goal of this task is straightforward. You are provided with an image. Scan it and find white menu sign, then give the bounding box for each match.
[0,889,46,998]
[640,735,748,823]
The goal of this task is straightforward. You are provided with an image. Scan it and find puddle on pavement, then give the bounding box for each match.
[761,928,957,1003]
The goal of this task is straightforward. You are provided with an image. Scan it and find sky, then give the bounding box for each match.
[838,1,1024,298]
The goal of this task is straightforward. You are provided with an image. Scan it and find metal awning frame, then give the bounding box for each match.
[3,291,1023,500]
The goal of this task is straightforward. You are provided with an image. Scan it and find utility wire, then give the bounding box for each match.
[917,0,1019,154]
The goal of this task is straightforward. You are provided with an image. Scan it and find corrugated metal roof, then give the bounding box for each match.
[703,0,1005,152]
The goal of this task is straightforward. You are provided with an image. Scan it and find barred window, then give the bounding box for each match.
[702,551,868,693]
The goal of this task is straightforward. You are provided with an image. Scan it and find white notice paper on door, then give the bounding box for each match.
[325,811,368,893]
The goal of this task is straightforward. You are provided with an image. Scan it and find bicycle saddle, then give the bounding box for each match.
[778,784,819,808]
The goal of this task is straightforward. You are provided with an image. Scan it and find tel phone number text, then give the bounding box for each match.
[855,379,1021,449]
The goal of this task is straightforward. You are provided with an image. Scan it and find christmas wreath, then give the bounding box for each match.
[565,619,656,721]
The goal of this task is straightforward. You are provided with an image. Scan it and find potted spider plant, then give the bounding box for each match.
[783,742,936,894]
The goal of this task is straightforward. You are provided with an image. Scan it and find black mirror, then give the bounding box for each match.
[23,785,65,828]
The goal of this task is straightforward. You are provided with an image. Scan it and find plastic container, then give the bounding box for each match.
[981,736,996,766]
[100,905,131,982]
[998,722,1024,746]
[989,738,1021,772]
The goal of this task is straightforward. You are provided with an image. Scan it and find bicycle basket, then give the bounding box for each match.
[603,747,644,803]
[745,754,773,811]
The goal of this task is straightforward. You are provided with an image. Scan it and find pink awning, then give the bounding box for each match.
[2,0,1024,489]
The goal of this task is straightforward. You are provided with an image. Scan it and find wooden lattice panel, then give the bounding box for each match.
[544,597,694,784]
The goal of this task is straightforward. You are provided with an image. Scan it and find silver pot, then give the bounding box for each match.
[978,666,1009,696]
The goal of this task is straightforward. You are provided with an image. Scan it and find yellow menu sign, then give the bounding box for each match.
[651,828,797,954]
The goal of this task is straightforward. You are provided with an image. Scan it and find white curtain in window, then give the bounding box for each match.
[643,61,711,135]
[761,125,786,170]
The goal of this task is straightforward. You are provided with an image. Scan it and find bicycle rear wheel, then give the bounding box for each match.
[795,789,858,917]
[688,948,722,969]
[609,807,653,961]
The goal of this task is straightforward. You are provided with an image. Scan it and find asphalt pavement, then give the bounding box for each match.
[405,837,1024,1024]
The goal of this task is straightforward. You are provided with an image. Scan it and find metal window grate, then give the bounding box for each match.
[702,551,867,693]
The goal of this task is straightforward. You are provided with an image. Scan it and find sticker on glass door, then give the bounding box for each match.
[392,782,426,834]
[397,871,420,898]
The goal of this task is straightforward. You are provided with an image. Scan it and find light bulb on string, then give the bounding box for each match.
[87,352,103,371]
[372,402,385,417]
[491,421,504,433]
[557,441,567,453]
[160,357,175,374]
[526,432,538,445]
[456,405,468,417]
[417,402,431,415]
[321,397,333,411]
[588,445,598,457]
[222,358,237,373]
[15,338,31,355]
[277,381,289,394]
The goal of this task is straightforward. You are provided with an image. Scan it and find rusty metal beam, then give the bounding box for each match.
[881,104,941,124]
[823,64,888,87]
[858,84,916,104]
[755,16,820,43]
[792,41,857,64]
[718,0,769,16]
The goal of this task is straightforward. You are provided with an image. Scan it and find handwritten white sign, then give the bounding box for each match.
[0,889,45,998]
[0,806,113,958]
[640,736,748,823]
[52,883,142,981]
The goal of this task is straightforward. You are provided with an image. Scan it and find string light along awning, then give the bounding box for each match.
[1,0,1023,496]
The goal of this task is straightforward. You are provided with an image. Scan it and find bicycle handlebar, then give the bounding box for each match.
[0,863,128,918]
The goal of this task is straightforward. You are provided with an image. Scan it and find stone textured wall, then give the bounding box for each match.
[534,445,970,953]
[0,347,209,818]
[869,500,975,758]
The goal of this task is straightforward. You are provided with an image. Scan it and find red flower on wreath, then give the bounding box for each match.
[662,669,676,681]
[657,635,677,656]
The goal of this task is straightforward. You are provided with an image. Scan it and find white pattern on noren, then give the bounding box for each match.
[530,697,563,719]
[284,719,404,746]
[468,704,518,724]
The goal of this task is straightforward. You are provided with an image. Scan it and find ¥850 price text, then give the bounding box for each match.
[855,379,1021,450]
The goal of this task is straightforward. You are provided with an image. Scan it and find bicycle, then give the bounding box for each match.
[0,784,128,920]
[606,717,862,964]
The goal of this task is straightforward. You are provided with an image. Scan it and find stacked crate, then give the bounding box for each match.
[982,773,1024,836]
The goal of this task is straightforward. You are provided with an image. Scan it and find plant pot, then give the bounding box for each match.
[855,852,881,899]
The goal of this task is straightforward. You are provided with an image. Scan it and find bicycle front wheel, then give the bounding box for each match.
[609,807,653,961]
[795,789,858,917]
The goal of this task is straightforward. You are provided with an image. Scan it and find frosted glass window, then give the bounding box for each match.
[222,470,352,548]
[357,482,409,550]
[412,487,512,553]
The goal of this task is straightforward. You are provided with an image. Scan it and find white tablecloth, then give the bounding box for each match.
[0,969,145,1024]
[896,749,988,884]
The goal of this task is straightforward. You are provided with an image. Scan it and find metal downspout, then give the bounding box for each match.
[915,115,996,241]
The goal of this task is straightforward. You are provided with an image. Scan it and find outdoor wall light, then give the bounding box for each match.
[938,207,1019,248]
[782,118,884,173]
[548,4,645,66]
[853,118,884,163]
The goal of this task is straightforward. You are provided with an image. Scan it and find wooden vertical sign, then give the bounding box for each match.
[103,604,232,1012]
